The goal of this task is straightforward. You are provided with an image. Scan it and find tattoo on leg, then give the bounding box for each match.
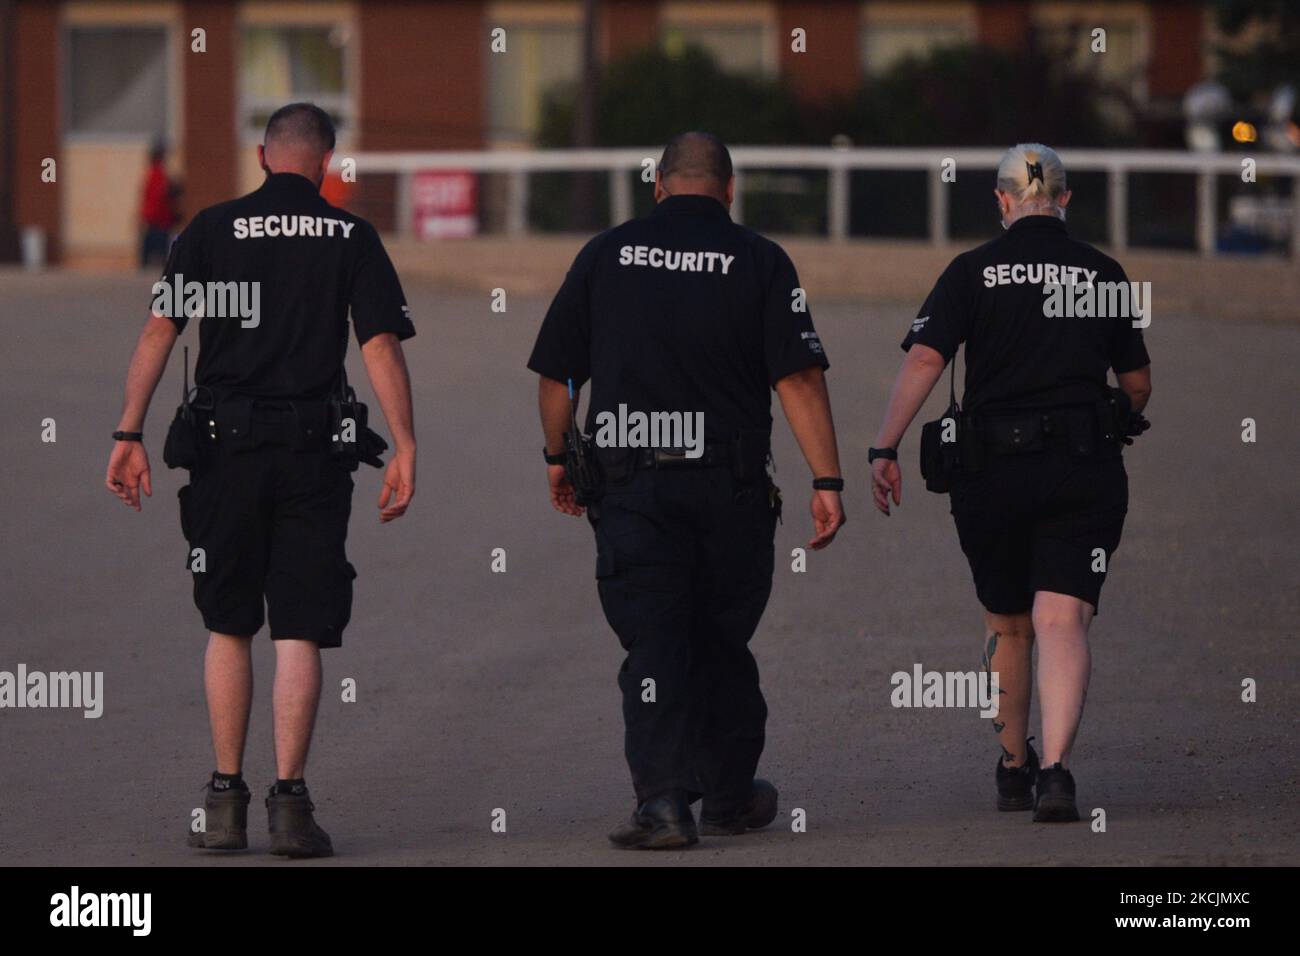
[981,632,999,675]
[983,632,1000,732]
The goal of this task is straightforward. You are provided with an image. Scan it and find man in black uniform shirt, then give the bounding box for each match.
[869,144,1151,822]
[528,132,846,849]
[105,103,417,857]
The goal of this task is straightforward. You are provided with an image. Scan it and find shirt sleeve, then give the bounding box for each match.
[526,236,601,388]
[349,220,415,346]
[1101,260,1151,373]
[763,243,829,386]
[901,255,972,362]
[151,212,208,334]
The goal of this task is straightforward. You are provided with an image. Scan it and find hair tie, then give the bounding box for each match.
[1026,160,1044,184]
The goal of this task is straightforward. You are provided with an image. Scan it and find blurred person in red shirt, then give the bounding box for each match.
[140,142,180,268]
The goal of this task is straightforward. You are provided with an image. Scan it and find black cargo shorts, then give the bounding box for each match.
[178,412,356,648]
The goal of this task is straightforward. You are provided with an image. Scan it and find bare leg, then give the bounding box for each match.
[205,632,253,775]
[1032,591,1095,768]
[982,612,1034,766]
[272,639,322,780]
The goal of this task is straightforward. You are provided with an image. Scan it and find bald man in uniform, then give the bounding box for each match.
[106,103,416,857]
[529,132,846,848]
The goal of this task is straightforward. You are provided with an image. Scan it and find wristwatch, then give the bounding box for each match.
[113,431,144,442]
[812,477,844,492]
[543,447,566,466]
[868,447,897,463]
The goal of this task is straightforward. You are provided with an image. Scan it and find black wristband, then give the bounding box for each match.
[543,447,566,466]
[868,447,897,462]
[812,477,844,492]
[113,431,144,442]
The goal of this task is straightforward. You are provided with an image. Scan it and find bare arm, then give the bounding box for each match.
[538,375,583,517]
[360,332,416,522]
[774,366,842,479]
[105,313,178,510]
[1116,365,1151,413]
[538,375,572,459]
[773,366,845,550]
[870,343,947,516]
[872,344,947,451]
[117,313,178,433]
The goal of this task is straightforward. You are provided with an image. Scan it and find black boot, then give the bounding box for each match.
[996,739,1039,812]
[700,779,779,835]
[608,791,699,850]
[1033,763,1081,822]
[266,785,334,858]
[187,780,251,850]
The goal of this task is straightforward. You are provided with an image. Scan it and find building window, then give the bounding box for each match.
[240,25,352,136]
[66,26,170,137]
[660,22,773,76]
[861,21,972,76]
[1037,19,1145,103]
[487,24,583,145]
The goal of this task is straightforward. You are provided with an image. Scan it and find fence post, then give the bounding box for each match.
[928,165,948,246]
[828,165,848,241]
[1292,173,1300,260]
[507,168,529,237]
[610,167,631,226]
[1108,166,1127,252]
[731,168,745,225]
[395,170,413,240]
[1196,170,1216,256]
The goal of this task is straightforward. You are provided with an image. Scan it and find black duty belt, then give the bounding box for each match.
[209,396,330,451]
[632,441,743,470]
[968,400,1117,462]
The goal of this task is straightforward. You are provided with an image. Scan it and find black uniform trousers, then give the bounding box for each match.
[590,465,778,810]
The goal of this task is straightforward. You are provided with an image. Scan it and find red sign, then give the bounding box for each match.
[412,170,478,240]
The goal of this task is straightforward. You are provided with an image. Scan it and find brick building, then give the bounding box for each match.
[0,0,1207,264]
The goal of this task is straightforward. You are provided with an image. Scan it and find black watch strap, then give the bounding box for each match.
[543,447,567,466]
[868,447,898,462]
[113,431,144,442]
[812,477,844,492]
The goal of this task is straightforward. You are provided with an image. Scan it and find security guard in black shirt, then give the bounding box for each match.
[869,143,1151,823]
[105,103,417,857]
[528,132,846,849]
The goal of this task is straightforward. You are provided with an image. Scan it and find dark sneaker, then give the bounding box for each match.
[187,782,251,850]
[266,786,334,858]
[608,791,699,850]
[1033,763,1081,822]
[996,739,1039,812]
[700,779,779,835]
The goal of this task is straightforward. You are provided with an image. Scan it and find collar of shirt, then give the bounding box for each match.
[1008,214,1067,235]
[652,194,731,220]
[257,171,323,199]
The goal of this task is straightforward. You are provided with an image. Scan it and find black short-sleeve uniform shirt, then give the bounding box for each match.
[155,172,414,400]
[901,215,1150,413]
[527,194,828,442]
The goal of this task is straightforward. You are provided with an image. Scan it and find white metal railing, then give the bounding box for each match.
[337,147,1300,257]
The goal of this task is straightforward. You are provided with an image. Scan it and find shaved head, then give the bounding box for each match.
[262,102,336,181]
[659,132,733,198]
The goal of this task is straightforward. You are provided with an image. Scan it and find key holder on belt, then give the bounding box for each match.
[163,345,215,470]
[328,364,388,468]
[182,346,217,441]
[562,377,604,505]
